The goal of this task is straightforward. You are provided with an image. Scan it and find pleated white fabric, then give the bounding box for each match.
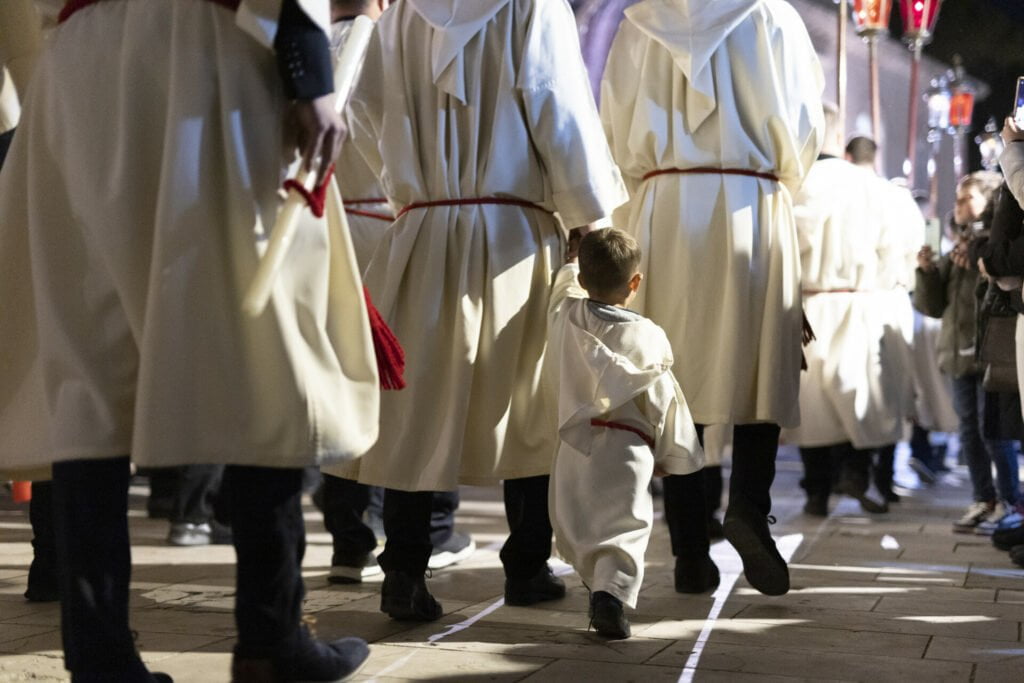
[335,0,627,490]
[0,0,379,470]
[601,0,825,429]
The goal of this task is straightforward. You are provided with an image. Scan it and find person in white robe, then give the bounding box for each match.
[782,121,907,516]
[600,0,824,597]
[342,0,627,621]
[0,0,375,678]
[548,229,703,639]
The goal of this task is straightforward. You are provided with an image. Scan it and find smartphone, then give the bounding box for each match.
[925,217,942,253]
[1015,76,1024,128]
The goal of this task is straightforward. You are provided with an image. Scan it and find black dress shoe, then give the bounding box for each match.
[992,523,1024,551]
[723,498,790,596]
[834,479,888,514]
[1010,545,1024,568]
[674,555,720,594]
[589,591,630,639]
[231,628,369,683]
[381,571,442,621]
[504,566,566,606]
[803,494,828,517]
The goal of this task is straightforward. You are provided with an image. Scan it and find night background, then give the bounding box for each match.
[906,0,1024,169]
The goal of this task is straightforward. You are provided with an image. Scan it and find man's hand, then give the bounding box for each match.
[653,464,669,478]
[288,95,347,187]
[978,257,991,278]
[1002,117,1024,146]
[950,240,972,270]
[566,223,597,262]
[917,245,937,272]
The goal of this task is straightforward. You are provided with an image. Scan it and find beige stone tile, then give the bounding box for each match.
[352,643,550,681]
[0,652,67,681]
[734,603,1020,642]
[647,641,973,680]
[965,566,1024,590]
[301,595,450,643]
[383,621,672,665]
[974,660,1024,683]
[689,671,844,682]
[996,589,1024,603]
[726,587,882,612]
[925,635,1024,664]
[873,595,1024,620]
[4,601,61,626]
[0,624,57,648]
[142,648,232,683]
[518,659,683,682]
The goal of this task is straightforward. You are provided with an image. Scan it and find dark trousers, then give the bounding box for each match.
[799,442,874,497]
[172,464,225,525]
[52,456,308,675]
[874,443,897,494]
[28,481,58,592]
[321,476,459,560]
[664,423,780,558]
[378,475,552,579]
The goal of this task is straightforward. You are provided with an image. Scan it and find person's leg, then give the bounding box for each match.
[951,375,998,532]
[377,489,440,620]
[52,456,153,680]
[703,465,724,538]
[321,475,378,583]
[144,467,176,520]
[167,465,224,545]
[985,439,1020,506]
[664,424,718,593]
[835,442,888,513]
[799,446,832,516]
[501,475,565,605]
[873,444,900,503]
[227,465,369,680]
[427,489,475,570]
[26,480,59,602]
[724,423,789,596]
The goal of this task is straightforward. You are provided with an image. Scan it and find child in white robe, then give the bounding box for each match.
[548,229,703,639]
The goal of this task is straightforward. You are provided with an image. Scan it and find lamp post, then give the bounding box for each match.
[924,76,950,220]
[948,56,975,182]
[899,0,942,184]
[975,118,1004,173]
[853,0,893,165]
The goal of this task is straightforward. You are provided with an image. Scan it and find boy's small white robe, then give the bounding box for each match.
[547,264,703,607]
[782,158,914,449]
[0,0,380,470]
[341,0,627,490]
[600,0,825,429]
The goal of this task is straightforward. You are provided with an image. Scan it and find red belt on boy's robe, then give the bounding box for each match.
[59,0,240,22]
[642,167,780,183]
[344,198,394,222]
[396,197,552,220]
[590,419,655,450]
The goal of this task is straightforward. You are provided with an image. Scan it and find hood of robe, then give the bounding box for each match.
[557,301,674,455]
[624,0,762,129]
[405,0,511,104]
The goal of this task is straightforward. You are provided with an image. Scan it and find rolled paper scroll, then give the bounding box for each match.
[243,14,375,317]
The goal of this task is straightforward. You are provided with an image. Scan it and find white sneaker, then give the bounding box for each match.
[952,501,995,534]
[428,531,476,570]
[974,501,1009,536]
[168,522,212,546]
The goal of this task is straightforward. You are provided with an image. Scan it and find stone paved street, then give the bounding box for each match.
[2,447,1022,682]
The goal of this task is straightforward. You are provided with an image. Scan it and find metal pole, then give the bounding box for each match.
[905,41,922,184]
[927,132,941,220]
[869,37,883,172]
[837,0,848,135]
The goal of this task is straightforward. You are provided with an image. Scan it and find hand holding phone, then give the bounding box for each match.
[1014,76,1024,128]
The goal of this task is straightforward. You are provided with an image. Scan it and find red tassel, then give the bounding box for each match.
[364,287,405,390]
[283,165,335,218]
[12,481,32,503]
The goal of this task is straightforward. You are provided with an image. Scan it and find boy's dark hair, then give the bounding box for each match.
[579,228,641,295]
[845,136,877,165]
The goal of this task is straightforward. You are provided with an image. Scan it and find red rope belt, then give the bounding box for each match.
[344,199,394,222]
[396,197,551,220]
[642,167,780,183]
[590,419,655,450]
[60,0,240,22]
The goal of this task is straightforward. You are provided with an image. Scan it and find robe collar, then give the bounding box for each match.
[624,0,762,130]
[406,0,511,104]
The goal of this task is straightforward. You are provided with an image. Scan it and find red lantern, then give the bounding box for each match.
[853,0,893,37]
[949,89,974,129]
[900,0,942,45]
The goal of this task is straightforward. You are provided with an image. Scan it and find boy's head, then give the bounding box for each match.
[578,228,643,306]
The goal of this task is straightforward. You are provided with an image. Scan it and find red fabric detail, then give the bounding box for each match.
[642,167,780,183]
[345,208,394,222]
[364,287,405,391]
[60,0,239,23]
[283,166,334,219]
[344,198,389,205]
[396,197,551,220]
[590,419,655,450]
